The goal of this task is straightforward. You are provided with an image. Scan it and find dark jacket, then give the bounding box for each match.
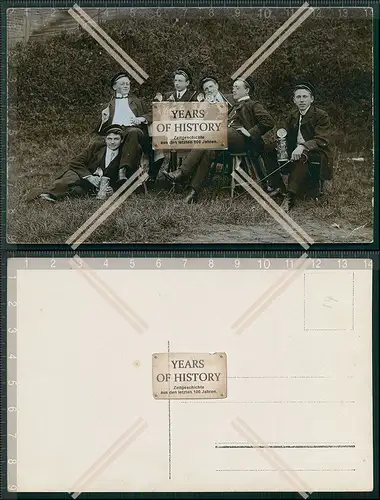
[163,89,197,102]
[56,141,122,188]
[284,105,333,180]
[97,94,151,134]
[229,98,274,145]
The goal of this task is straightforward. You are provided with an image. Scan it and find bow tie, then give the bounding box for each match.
[116,95,129,99]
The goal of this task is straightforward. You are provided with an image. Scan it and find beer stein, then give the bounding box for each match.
[96,176,111,200]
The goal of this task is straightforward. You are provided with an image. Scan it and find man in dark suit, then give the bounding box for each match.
[163,69,197,102]
[98,72,151,184]
[264,83,333,211]
[146,69,198,183]
[163,77,274,203]
[26,125,124,202]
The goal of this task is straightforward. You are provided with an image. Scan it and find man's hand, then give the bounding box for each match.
[131,116,147,126]
[84,175,101,188]
[105,186,114,197]
[291,145,306,161]
[236,127,251,137]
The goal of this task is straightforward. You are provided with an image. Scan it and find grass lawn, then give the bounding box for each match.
[7,134,374,244]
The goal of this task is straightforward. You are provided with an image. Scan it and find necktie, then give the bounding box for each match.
[297,114,304,144]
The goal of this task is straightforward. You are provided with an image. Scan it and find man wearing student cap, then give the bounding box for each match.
[97,72,151,184]
[147,69,198,183]
[263,82,333,211]
[26,124,124,202]
[163,76,274,203]
[198,76,233,107]
[162,69,197,102]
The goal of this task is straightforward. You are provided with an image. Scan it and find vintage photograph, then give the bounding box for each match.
[6,6,375,244]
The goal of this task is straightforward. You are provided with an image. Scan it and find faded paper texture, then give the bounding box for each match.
[152,102,228,150]
[14,265,372,492]
[152,352,227,399]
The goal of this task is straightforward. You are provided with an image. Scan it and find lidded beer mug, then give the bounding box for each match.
[276,128,289,163]
[96,176,111,200]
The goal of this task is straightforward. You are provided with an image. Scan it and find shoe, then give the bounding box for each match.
[184,187,198,204]
[39,193,56,202]
[146,176,156,190]
[267,187,282,198]
[162,169,185,184]
[25,187,44,202]
[280,193,295,212]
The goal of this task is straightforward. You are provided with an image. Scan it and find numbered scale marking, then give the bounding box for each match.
[5,254,376,491]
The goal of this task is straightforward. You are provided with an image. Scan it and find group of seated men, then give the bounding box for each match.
[27,68,333,212]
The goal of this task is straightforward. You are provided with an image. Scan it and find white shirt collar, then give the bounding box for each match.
[238,95,250,102]
[177,89,187,98]
[115,92,129,98]
[105,147,119,168]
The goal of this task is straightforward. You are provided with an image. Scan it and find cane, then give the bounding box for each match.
[257,159,293,185]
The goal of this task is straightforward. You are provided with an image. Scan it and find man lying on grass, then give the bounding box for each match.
[26,125,124,203]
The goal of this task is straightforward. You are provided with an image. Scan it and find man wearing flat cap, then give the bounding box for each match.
[163,76,274,203]
[264,82,333,211]
[26,124,124,202]
[164,69,197,102]
[98,72,151,184]
[198,76,233,108]
[147,69,198,183]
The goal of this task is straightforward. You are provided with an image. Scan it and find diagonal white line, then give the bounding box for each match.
[68,8,145,85]
[239,7,315,80]
[66,168,144,246]
[71,172,149,249]
[68,417,148,498]
[232,254,311,334]
[232,3,312,80]
[233,171,311,249]
[72,4,148,81]
[232,417,311,498]
[235,167,314,246]
[69,255,148,334]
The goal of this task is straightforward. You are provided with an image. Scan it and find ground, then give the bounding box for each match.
[7,135,373,244]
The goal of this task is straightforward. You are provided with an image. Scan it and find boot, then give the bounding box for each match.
[162,169,185,184]
[184,187,198,204]
[281,192,295,212]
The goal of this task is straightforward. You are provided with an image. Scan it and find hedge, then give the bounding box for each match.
[9,13,373,146]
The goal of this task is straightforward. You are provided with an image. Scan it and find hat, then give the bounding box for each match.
[234,75,255,94]
[173,68,191,83]
[199,76,219,90]
[102,124,124,136]
[110,72,130,87]
[293,82,315,96]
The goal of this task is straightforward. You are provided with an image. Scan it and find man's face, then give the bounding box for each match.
[105,133,122,150]
[203,80,219,97]
[113,77,131,96]
[174,74,189,92]
[232,80,249,100]
[293,89,314,112]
